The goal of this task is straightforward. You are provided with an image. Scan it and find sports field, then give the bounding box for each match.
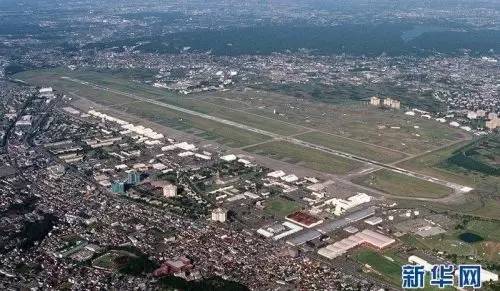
[92,250,138,271]
[245,141,363,175]
[264,196,302,217]
[352,169,454,198]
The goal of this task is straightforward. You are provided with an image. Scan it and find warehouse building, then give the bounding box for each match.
[318,229,395,259]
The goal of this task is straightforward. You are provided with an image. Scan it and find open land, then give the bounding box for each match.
[245,140,363,175]
[401,219,500,264]
[355,250,454,290]
[207,89,469,154]
[294,131,408,163]
[352,169,455,199]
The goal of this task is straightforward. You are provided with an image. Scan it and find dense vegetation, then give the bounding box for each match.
[444,135,500,176]
[85,24,500,57]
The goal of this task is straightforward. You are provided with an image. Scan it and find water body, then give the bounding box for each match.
[458,232,484,243]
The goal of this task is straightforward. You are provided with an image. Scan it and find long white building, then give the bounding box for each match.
[318,229,395,259]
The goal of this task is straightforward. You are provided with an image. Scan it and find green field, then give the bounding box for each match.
[393,137,500,220]
[246,141,363,175]
[219,86,469,154]
[400,218,500,265]
[445,135,500,176]
[264,197,302,217]
[356,250,402,285]
[398,138,500,188]
[92,248,157,275]
[353,169,454,198]
[159,98,306,136]
[15,70,272,148]
[356,250,455,290]
[92,250,138,271]
[295,131,408,163]
[464,220,500,242]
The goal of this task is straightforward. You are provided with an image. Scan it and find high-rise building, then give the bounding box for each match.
[467,111,478,120]
[151,180,177,198]
[127,171,141,185]
[486,117,499,130]
[476,109,486,117]
[211,208,227,222]
[111,181,126,194]
[383,98,401,109]
[370,96,380,106]
[162,183,177,198]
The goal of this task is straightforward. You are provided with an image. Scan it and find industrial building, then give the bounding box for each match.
[220,154,237,162]
[88,110,164,140]
[324,193,372,216]
[257,221,303,241]
[153,256,193,277]
[364,216,383,226]
[287,207,377,246]
[318,229,395,259]
[286,211,323,228]
[370,96,400,109]
[163,184,177,198]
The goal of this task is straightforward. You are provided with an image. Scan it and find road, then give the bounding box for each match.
[59,76,473,197]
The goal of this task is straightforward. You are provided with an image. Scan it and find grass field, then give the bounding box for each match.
[92,248,158,275]
[16,69,306,136]
[212,88,469,153]
[92,250,138,271]
[353,169,454,198]
[397,139,500,189]
[356,250,456,290]
[465,220,500,242]
[400,215,500,264]
[295,131,408,163]
[356,250,403,285]
[443,135,500,177]
[264,196,302,217]
[401,227,500,265]
[391,194,500,221]
[246,141,363,175]
[156,98,306,136]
